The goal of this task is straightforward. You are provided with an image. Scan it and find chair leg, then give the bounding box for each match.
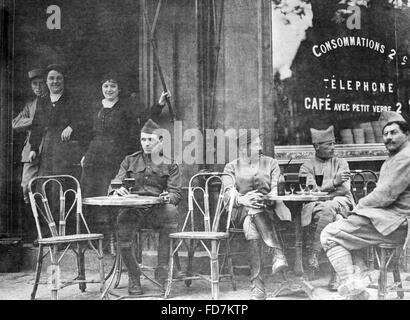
[77,243,86,292]
[50,245,59,300]
[31,244,44,300]
[392,250,404,299]
[225,238,237,291]
[185,239,195,287]
[210,240,220,300]
[164,238,175,298]
[98,239,106,294]
[378,248,387,300]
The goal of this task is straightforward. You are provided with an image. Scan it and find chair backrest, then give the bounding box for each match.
[180,172,236,234]
[350,170,379,203]
[28,175,91,239]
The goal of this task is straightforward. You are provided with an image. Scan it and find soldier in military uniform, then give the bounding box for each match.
[111,119,182,295]
[299,126,354,290]
[321,111,410,299]
[222,131,292,300]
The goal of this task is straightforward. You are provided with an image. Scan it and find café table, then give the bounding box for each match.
[264,192,334,299]
[82,194,163,300]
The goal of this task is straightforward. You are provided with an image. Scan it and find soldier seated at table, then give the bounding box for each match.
[321,111,410,300]
[110,119,182,295]
[299,125,354,290]
[222,131,292,300]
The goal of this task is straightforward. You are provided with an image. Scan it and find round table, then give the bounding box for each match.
[82,195,163,300]
[264,192,334,299]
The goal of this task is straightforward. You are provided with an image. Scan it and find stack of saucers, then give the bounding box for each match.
[340,128,354,144]
[360,122,375,143]
[371,121,383,143]
[352,128,365,144]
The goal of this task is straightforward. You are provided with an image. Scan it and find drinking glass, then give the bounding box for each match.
[290,183,296,195]
[123,178,135,192]
[299,175,307,194]
[315,174,324,189]
[308,183,315,194]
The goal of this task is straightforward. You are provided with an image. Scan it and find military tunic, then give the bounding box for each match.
[223,155,291,240]
[321,144,410,252]
[299,156,354,227]
[112,151,182,248]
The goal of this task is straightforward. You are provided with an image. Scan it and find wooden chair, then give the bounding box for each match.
[28,175,105,300]
[164,172,236,299]
[368,243,410,299]
[350,170,379,268]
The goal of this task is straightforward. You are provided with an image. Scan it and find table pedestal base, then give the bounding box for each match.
[271,276,315,300]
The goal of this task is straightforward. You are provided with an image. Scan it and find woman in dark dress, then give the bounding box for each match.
[29,64,87,178]
[80,72,168,235]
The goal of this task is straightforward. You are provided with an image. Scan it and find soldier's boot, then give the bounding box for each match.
[251,213,288,275]
[120,246,143,295]
[269,226,288,275]
[249,240,266,300]
[328,268,339,292]
[309,211,334,272]
[325,245,370,297]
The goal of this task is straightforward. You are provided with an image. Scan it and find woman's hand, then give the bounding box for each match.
[238,190,264,209]
[28,151,37,162]
[158,91,171,106]
[61,126,73,142]
[114,187,129,197]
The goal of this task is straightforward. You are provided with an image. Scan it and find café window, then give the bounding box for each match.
[271,0,410,147]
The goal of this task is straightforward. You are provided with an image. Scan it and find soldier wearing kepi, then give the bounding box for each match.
[321,111,410,300]
[299,126,354,290]
[111,119,182,295]
[222,131,292,300]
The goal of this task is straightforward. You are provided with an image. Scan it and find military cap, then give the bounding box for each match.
[310,126,335,144]
[379,110,406,130]
[141,119,160,134]
[28,68,45,80]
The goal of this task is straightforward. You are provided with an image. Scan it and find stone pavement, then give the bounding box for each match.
[1,250,410,300]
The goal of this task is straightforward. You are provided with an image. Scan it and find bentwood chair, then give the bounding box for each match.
[28,175,105,300]
[164,172,236,300]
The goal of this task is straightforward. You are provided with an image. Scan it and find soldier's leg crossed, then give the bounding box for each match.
[320,214,405,297]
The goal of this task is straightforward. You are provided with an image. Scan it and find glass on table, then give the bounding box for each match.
[110,179,123,191]
[123,178,135,192]
[289,183,296,195]
[299,175,307,194]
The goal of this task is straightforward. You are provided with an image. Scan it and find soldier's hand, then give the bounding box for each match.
[158,91,171,106]
[333,171,350,186]
[238,190,264,209]
[61,126,73,142]
[159,191,170,204]
[114,187,129,197]
[28,151,37,162]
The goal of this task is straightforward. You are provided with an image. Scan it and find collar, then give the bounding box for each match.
[102,97,119,109]
[50,92,63,103]
[314,155,332,163]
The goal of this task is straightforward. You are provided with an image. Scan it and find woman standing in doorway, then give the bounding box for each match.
[80,72,169,236]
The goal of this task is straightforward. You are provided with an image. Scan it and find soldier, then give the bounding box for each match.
[111,119,182,295]
[222,131,291,300]
[12,68,48,204]
[299,125,354,290]
[321,111,410,300]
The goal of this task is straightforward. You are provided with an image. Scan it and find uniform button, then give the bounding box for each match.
[145,177,148,180]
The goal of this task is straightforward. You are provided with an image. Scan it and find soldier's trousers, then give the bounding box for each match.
[321,214,407,252]
[117,204,179,268]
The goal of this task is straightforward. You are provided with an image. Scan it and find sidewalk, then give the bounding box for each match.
[1,250,410,300]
